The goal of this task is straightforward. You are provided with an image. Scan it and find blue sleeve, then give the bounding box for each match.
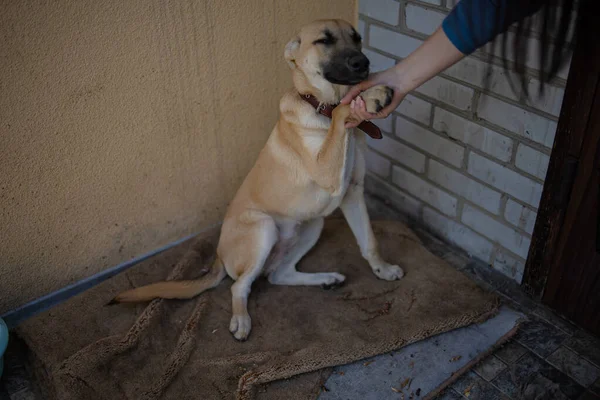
[442,0,543,55]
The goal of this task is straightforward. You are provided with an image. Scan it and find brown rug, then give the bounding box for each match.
[16,219,499,400]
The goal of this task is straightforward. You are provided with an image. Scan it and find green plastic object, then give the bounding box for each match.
[0,317,8,378]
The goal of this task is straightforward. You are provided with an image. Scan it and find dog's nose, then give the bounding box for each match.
[347,54,369,72]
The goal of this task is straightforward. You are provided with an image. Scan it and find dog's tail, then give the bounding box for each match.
[108,257,227,304]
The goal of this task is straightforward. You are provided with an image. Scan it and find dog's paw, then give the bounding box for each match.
[321,272,346,290]
[373,264,404,281]
[361,85,394,114]
[229,314,252,341]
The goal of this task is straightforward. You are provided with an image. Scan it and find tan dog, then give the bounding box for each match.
[111,19,404,341]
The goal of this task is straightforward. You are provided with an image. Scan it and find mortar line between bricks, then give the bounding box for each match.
[373,139,542,236]
[499,194,510,217]
[509,139,519,165]
[392,138,545,207]
[370,143,538,261]
[365,173,424,213]
[394,113,550,185]
[361,17,370,47]
[419,205,494,265]
[471,90,481,118]
[394,91,558,156]
[383,124,544,206]
[399,90,474,122]
[455,197,465,223]
[489,245,501,270]
[387,159,537,241]
[365,175,428,225]
[389,164,461,218]
[503,197,538,214]
[422,154,430,175]
[460,196,535,239]
[428,103,435,128]
[368,172,455,226]
[391,115,468,170]
[366,149,393,180]
[404,0,451,14]
[424,163,535,239]
[367,145,428,177]
[390,160,458,203]
[495,246,528,267]
[461,147,470,171]
[473,88,561,122]
[398,0,406,31]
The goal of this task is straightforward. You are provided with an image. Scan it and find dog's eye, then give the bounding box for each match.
[313,37,335,45]
[351,30,362,44]
[314,30,336,46]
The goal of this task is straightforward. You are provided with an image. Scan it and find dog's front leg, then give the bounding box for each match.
[306,104,353,196]
[340,182,404,281]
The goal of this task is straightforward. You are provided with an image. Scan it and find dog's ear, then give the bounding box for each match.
[284,37,301,69]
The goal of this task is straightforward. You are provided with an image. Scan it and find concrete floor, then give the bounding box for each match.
[1,193,600,399]
[319,306,523,399]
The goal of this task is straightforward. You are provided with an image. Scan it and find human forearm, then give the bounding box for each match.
[340,27,465,123]
[392,26,465,97]
[341,0,546,123]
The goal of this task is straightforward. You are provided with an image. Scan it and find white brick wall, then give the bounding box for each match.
[359,0,570,283]
[396,116,464,167]
[367,135,426,173]
[362,48,396,72]
[477,95,557,147]
[443,57,520,101]
[493,250,526,284]
[422,207,494,261]
[392,166,458,216]
[428,160,501,214]
[359,0,400,25]
[504,199,537,235]
[433,108,513,162]
[369,26,422,58]
[467,153,543,207]
[515,144,550,180]
[462,204,531,258]
[397,94,432,125]
[404,4,446,35]
[416,76,474,111]
[365,150,391,178]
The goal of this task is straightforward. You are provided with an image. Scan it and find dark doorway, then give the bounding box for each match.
[523,5,600,336]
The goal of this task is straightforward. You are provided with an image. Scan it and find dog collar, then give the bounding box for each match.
[299,94,382,139]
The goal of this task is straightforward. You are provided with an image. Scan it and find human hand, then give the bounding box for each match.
[345,97,369,128]
[340,67,407,128]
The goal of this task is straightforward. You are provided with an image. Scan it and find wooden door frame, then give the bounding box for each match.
[522,9,600,299]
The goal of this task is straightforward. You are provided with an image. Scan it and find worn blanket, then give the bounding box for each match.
[17,219,498,399]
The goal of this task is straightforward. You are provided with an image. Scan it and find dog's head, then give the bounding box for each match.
[284,19,368,104]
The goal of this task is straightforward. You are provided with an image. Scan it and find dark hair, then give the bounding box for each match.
[484,0,583,100]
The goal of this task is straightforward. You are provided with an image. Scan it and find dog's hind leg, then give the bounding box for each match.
[224,215,278,341]
[268,218,345,287]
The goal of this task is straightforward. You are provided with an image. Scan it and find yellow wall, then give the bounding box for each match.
[0,0,356,313]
